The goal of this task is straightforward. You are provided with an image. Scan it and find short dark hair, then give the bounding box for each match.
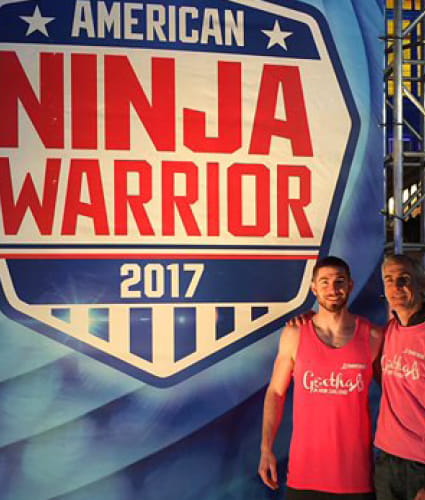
[312,256,351,280]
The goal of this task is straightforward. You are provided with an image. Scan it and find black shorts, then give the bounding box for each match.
[374,450,425,500]
[286,487,376,500]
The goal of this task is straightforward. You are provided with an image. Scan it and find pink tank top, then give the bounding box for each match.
[287,317,374,493]
[375,318,425,463]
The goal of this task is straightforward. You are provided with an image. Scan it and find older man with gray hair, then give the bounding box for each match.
[374,254,425,500]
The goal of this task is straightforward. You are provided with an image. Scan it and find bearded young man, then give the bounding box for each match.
[258,256,383,500]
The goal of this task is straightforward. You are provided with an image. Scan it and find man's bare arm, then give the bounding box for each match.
[258,326,300,490]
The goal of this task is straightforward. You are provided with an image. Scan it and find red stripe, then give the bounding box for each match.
[0,253,318,260]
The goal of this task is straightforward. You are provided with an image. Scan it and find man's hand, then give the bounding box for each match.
[414,488,425,500]
[286,310,315,327]
[258,449,279,490]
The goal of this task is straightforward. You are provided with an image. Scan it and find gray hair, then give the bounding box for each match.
[382,253,425,295]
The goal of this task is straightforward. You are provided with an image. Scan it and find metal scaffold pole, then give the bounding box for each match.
[386,0,425,257]
[420,0,425,259]
[393,0,404,254]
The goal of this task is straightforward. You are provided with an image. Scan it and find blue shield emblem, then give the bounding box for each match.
[0,0,359,385]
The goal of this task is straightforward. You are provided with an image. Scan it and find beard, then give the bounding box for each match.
[317,295,348,313]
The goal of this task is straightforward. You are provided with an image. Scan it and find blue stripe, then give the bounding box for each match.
[130,308,153,362]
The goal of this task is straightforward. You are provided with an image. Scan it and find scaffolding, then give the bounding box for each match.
[385,0,425,257]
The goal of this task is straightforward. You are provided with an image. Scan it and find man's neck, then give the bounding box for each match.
[313,309,356,342]
[315,308,353,326]
[393,302,425,326]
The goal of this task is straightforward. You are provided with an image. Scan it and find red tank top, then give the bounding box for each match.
[287,317,374,493]
[375,318,425,463]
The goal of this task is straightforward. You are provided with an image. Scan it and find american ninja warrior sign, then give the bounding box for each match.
[0,0,358,385]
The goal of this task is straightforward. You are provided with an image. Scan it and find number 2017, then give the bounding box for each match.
[120,263,205,298]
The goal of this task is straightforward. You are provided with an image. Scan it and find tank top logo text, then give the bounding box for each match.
[303,370,365,395]
[381,354,420,380]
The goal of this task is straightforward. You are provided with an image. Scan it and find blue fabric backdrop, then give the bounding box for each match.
[0,1,384,499]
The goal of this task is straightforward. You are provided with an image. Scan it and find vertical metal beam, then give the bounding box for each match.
[420,0,425,264]
[393,0,404,254]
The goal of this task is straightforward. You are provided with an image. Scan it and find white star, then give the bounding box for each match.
[262,20,292,51]
[20,5,55,37]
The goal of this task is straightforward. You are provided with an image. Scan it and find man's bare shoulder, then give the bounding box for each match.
[276,324,302,358]
[267,325,301,390]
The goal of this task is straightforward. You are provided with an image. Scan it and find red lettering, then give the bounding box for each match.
[250,65,313,156]
[105,56,175,151]
[0,157,60,234]
[114,160,154,235]
[277,165,313,237]
[207,162,220,236]
[0,51,64,148]
[228,164,270,236]
[162,161,201,236]
[0,157,314,240]
[62,159,109,235]
[184,61,242,153]
[72,54,98,149]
